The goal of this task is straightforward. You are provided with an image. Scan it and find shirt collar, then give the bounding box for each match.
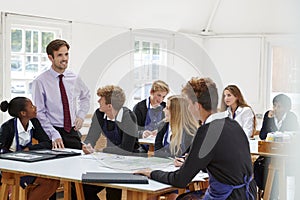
[204,112,227,125]
[49,67,70,78]
[226,106,242,114]
[17,118,33,133]
[103,107,124,122]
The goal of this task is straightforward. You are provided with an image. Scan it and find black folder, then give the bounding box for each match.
[81,172,149,184]
[0,151,56,162]
[0,149,81,162]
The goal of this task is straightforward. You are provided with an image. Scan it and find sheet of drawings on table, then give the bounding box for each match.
[82,152,175,172]
[3,153,42,160]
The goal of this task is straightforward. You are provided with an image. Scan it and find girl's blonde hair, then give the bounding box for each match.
[168,95,199,155]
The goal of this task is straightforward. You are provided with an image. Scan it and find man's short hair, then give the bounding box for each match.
[46,39,70,57]
[97,85,126,110]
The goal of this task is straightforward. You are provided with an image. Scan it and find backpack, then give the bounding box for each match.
[253,156,270,190]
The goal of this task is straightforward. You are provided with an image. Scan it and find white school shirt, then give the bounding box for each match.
[9,118,33,152]
[226,106,255,138]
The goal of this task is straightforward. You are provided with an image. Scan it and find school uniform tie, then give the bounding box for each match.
[59,74,72,132]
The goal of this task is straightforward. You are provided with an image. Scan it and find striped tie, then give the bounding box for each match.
[59,74,72,132]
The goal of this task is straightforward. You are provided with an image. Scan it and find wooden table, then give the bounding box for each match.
[139,137,155,156]
[0,152,178,200]
[251,140,290,200]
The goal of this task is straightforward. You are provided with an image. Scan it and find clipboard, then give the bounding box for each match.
[82,172,149,184]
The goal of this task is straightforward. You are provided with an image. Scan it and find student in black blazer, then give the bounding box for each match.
[133,80,170,152]
[82,85,140,200]
[0,97,59,200]
[260,94,299,140]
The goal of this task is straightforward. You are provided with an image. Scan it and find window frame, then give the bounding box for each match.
[1,12,71,122]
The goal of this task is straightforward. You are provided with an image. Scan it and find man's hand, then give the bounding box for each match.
[52,138,64,149]
[74,117,84,131]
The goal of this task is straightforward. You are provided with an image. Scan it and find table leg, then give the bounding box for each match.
[0,172,21,200]
[126,190,148,200]
[75,182,85,200]
[264,162,275,200]
[63,181,71,200]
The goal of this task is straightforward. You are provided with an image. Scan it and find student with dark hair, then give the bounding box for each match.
[136,77,256,200]
[0,97,59,200]
[260,94,299,140]
[254,94,299,198]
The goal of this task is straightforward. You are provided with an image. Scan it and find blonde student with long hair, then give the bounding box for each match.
[155,95,199,158]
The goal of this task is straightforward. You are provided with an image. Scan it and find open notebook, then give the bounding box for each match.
[82,172,149,184]
[0,149,81,162]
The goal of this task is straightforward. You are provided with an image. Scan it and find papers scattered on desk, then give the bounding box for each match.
[82,152,174,172]
[82,172,149,184]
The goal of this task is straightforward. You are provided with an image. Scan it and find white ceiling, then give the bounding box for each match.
[1,0,299,35]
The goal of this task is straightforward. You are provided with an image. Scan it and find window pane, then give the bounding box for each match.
[33,31,39,53]
[134,41,140,53]
[42,32,54,53]
[11,56,22,71]
[11,29,22,52]
[153,43,160,55]
[272,46,299,93]
[142,42,150,54]
[25,31,32,53]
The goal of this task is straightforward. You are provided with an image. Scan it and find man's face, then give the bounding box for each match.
[48,46,69,72]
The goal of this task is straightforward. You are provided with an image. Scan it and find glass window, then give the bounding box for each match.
[10,27,58,98]
[270,43,300,116]
[128,36,167,109]
[11,29,22,52]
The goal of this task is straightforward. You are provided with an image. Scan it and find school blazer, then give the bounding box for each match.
[0,118,52,152]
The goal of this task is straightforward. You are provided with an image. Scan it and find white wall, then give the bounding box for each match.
[0,11,289,129]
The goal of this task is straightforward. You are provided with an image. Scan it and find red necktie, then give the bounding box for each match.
[59,74,72,132]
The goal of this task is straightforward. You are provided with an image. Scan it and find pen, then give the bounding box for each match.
[176,155,186,163]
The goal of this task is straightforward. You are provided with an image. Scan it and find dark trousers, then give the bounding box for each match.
[51,127,82,200]
[53,127,122,200]
[54,126,82,149]
[81,184,122,200]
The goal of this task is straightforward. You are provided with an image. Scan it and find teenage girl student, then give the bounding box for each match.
[0,97,60,200]
[155,95,199,158]
[220,85,256,138]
